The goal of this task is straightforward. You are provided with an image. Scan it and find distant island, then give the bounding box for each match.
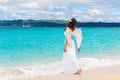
[0,20,120,27]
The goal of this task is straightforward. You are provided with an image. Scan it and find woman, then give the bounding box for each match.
[62,18,82,75]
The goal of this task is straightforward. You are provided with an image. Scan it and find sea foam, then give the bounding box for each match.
[0,58,120,80]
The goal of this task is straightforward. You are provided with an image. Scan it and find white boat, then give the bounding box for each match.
[22,25,30,27]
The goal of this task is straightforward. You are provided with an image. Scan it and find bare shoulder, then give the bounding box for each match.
[65,27,72,34]
[66,27,70,29]
[65,27,71,31]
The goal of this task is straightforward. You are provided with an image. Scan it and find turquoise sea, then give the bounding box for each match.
[0,27,120,79]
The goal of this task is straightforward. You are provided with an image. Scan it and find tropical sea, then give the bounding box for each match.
[0,27,120,79]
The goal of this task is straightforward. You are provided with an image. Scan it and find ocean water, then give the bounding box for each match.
[0,27,120,79]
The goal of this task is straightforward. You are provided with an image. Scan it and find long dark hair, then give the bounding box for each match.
[65,18,77,31]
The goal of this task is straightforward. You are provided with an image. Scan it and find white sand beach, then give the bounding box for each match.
[14,64,120,80]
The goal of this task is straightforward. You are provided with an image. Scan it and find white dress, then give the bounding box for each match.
[62,28,82,74]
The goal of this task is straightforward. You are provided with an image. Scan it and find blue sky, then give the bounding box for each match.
[0,0,120,22]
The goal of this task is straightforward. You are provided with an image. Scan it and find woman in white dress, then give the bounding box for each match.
[62,18,82,75]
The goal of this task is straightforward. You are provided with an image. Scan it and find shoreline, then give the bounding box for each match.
[14,64,120,80]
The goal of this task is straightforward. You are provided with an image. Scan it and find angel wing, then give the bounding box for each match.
[73,28,82,49]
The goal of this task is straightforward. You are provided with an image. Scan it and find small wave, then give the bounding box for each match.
[0,58,120,79]
[78,58,120,70]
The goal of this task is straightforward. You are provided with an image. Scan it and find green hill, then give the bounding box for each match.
[0,20,120,27]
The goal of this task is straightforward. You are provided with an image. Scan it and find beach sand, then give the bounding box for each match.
[14,64,120,80]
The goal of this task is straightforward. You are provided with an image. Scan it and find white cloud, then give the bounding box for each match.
[19,2,40,9]
[89,9,105,16]
[0,0,9,3]
[0,0,120,22]
[0,5,8,12]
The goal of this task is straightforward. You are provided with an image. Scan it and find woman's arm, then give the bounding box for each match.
[63,27,72,52]
[63,38,67,52]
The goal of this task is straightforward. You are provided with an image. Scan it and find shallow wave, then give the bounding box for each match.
[78,58,120,70]
[0,58,120,80]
